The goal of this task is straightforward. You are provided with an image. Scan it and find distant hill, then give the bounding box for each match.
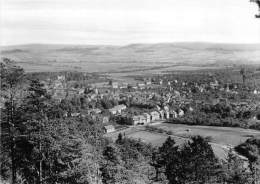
[1,42,260,73]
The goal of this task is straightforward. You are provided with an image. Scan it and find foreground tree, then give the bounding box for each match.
[235,138,260,184]
[151,136,177,182]
[17,79,51,183]
[101,144,127,184]
[0,58,25,183]
[222,149,252,184]
[156,136,221,184]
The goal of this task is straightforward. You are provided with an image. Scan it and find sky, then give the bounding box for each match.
[0,0,260,46]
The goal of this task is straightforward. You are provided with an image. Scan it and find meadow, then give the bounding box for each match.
[106,123,260,160]
[155,123,260,146]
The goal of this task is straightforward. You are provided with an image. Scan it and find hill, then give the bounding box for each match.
[1,42,260,73]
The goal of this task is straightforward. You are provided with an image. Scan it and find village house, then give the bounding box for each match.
[53,80,64,89]
[63,112,68,118]
[178,109,185,117]
[120,83,128,89]
[159,110,165,119]
[104,125,115,133]
[145,81,152,85]
[164,110,170,119]
[131,114,148,125]
[111,82,118,89]
[78,88,85,95]
[253,89,260,94]
[102,116,110,124]
[71,112,81,117]
[189,106,194,112]
[169,110,178,118]
[143,113,151,123]
[132,116,140,125]
[109,108,117,115]
[57,75,65,81]
[210,80,219,89]
[137,83,145,89]
[88,108,102,114]
[139,115,147,124]
[150,111,160,121]
[109,104,127,115]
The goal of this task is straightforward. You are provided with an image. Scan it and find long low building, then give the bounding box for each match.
[109,104,127,115]
[131,115,148,125]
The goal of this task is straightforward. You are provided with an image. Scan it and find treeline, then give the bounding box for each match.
[167,103,260,130]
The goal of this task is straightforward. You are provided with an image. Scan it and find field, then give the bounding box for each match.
[155,123,260,146]
[106,123,260,160]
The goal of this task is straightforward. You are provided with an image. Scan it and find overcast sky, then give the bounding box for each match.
[1,0,260,45]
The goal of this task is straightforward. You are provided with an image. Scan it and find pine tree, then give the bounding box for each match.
[222,149,252,184]
[115,133,123,144]
[101,145,126,184]
[1,58,25,183]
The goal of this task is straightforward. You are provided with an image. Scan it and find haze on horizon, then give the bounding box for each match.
[1,0,260,46]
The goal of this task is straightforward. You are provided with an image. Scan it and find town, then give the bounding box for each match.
[30,68,260,134]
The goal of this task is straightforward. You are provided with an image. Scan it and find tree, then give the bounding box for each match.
[46,119,103,184]
[115,133,123,144]
[159,136,221,184]
[180,136,221,183]
[101,145,127,184]
[1,58,25,183]
[16,79,51,183]
[235,138,260,184]
[152,137,177,182]
[240,67,246,85]
[222,149,252,184]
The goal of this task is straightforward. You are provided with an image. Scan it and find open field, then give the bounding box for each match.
[126,130,229,160]
[155,123,260,146]
[127,131,170,146]
[106,123,260,160]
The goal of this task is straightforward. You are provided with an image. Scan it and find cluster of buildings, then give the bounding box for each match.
[130,108,184,126]
[37,73,260,134]
[103,105,185,133]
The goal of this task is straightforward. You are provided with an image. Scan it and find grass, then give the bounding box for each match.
[122,123,260,160]
[155,123,260,146]
[126,131,169,146]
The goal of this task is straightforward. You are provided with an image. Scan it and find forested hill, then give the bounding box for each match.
[1,42,260,73]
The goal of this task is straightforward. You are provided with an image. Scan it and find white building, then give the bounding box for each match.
[178,109,185,117]
[170,110,178,118]
[104,125,115,133]
[57,75,65,81]
[143,113,151,123]
[132,116,140,125]
[131,115,149,125]
[150,111,160,121]
[109,104,127,115]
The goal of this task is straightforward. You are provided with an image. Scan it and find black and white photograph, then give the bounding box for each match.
[1,0,260,183]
